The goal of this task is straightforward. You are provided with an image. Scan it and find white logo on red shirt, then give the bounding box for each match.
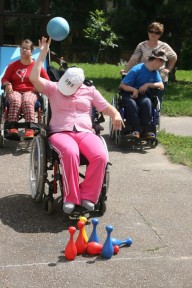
[16,69,27,82]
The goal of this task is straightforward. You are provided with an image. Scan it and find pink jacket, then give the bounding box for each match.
[43,80,109,133]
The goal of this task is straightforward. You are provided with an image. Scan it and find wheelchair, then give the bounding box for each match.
[0,45,49,148]
[29,84,110,218]
[0,90,49,147]
[109,89,160,148]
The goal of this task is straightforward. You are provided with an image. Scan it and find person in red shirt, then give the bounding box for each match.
[1,38,50,139]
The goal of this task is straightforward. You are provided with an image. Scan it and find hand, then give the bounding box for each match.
[5,83,13,94]
[138,84,148,94]
[38,36,51,55]
[161,68,169,75]
[131,89,139,99]
[112,113,125,130]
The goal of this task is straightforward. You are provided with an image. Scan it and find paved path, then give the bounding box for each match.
[161,116,192,136]
[0,117,192,288]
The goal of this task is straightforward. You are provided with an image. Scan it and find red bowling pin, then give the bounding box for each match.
[64,226,77,261]
[87,242,103,255]
[75,221,87,254]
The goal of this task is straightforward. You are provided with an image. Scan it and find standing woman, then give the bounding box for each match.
[1,39,50,139]
[121,22,177,106]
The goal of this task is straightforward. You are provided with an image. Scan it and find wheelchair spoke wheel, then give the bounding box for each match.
[0,134,4,147]
[29,134,47,202]
[109,117,115,139]
[148,138,158,148]
[114,130,122,146]
[42,94,51,126]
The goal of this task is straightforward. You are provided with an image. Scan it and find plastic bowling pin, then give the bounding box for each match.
[87,242,103,255]
[79,216,88,242]
[75,221,87,254]
[102,225,114,259]
[111,237,133,247]
[64,226,77,261]
[88,218,100,243]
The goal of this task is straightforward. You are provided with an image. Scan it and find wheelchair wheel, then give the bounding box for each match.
[0,97,5,147]
[41,94,50,126]
[29,134,47,202]
[114,130,122,146]
[109,117,115,139]
[0,135,4,148]
[148,138,158,148]
[109,96,118,140]
[96,162,110,215]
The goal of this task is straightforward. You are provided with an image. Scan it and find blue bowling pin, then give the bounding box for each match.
[88,218,100,243]
[111,237,133,247]
[102,225,114,259]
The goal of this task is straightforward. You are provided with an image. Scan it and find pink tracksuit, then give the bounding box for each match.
[43,80,109,205]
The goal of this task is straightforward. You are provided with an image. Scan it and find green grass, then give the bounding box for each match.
[159,130,192,169]
[52,62,192,169]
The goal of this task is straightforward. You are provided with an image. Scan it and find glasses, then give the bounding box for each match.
[148,30,161,35]
[20,47,31,51]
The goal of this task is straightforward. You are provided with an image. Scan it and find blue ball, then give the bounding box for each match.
[46,17,70,41]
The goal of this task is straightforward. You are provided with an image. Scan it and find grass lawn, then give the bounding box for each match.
[52,62,192,169]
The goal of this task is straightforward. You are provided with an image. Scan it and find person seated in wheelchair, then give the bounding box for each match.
[29,36,124,215]
[1,38,50,140]
[119,49,166,139]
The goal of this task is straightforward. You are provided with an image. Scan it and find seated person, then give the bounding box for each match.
[29,36,124,215]
[119,49,166,139]
[1,39,50,139]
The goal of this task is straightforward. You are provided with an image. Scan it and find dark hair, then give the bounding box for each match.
[148,22,164,35]
[20,39,34,52]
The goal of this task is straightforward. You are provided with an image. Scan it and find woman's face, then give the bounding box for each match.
[20,42,32,58]
[148,28,162,41]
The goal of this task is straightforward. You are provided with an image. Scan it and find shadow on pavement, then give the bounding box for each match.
[0,139,32,156]
[102,133,156,154]
[0,194,77,233]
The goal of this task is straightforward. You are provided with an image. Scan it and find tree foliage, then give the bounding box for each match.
[3,0,192,68]
[83,10,119,63]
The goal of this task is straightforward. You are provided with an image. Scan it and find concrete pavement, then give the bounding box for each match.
[161,116,192,136]
[0,117,192,288]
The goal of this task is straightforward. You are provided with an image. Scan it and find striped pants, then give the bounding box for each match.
[6,91,37,122]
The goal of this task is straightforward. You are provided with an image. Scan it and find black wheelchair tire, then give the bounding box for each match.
[29,134,47,202]
[148,138,158,148]
[114,130,122,146]
[109,117,115,139]
[0,135,4,147]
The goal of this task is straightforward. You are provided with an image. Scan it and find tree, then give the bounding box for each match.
[83,10,119,63]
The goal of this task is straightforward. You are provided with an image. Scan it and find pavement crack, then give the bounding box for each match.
[134,206,164,242]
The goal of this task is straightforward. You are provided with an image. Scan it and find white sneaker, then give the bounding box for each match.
[63,202,75,214]
[81,200,95,211]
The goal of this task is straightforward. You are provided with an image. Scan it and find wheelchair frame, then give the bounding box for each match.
[109,89,161,148]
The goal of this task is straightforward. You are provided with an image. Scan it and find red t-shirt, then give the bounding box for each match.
[2,60,50,92]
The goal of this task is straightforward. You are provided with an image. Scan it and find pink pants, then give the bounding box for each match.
[6,91,37,122]
[49,131,108,205]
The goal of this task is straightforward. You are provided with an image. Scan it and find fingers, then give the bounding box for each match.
[113,119,125,130]
[48,37,52,45]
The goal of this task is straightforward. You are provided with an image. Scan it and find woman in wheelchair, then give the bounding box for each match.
[29,36,124,215]
[119,49,166,139]
[1,38,49,139]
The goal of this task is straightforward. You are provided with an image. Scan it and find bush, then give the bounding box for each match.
[180,40,192,70]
